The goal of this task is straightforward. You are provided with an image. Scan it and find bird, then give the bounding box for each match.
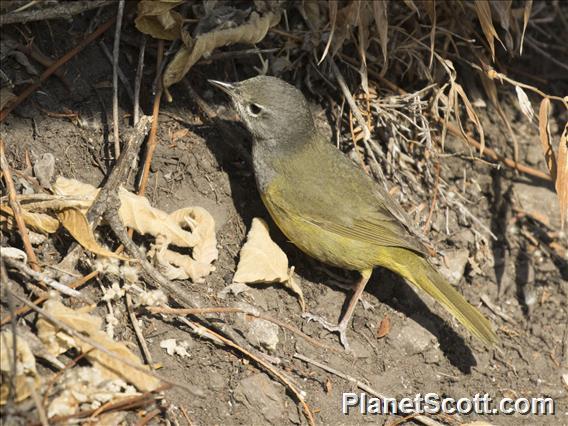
[209,76,498,349]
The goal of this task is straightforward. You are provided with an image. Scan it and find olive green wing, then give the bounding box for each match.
[263,178,427,256]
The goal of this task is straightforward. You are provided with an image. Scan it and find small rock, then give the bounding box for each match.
[440,248,470,285]
[33,153,55,189]
[513,182,561,229]
[423,347,441,364]
[388,319,435,356]
[207,369,226,392]
[233,373,286,423]
[246,317,279,352]
[232,302,279,352]
[525,143,543,166]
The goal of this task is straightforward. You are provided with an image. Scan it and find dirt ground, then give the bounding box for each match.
[1,4,567,426]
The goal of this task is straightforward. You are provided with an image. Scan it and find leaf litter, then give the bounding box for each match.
[1,0,567,424]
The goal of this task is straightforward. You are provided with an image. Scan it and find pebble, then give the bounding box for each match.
[233,373,286,423]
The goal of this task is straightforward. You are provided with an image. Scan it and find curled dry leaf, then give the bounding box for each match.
[53,177,217,282]
[118,187,198,248]
[150,234,215,282]
[0,330,41,405]
[0,205,60,234]
[233,218,305,310]
[538,99,567,229]
[37,298,161,392]
[169,206,218,265]
[538,98,556,178]
[135,0,184,41]
[163,11,281,92]
[57,208,129,261]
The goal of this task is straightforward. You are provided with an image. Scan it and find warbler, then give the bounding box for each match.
[209,76,498,349]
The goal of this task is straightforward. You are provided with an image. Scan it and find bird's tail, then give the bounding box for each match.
[383,248,498,346]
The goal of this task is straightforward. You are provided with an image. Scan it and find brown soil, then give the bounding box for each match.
[1,4,567,426]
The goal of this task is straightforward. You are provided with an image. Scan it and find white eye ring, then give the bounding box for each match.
[247,103,263,116]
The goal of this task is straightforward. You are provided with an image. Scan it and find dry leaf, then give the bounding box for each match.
[163,11,281,92]
[372,0,388,64]
[538,98,556,179]
[491,0,513,51]
[402,0,419,15]
[169,206,218,264]
[515,86,534,122]
[0,205,60,234]
[376,315,391,339]
[53,177,217,282]
[234,218,304,310]
[318,0,337,64]
[234,218,289,284]
[474,0,503,61]
[47,367,137,418]
[0,330,40,405]
[520,0,533,55]
[53,176,99,201]
[37,298,161,392]
[58,208,129,260]
[455,83,485,155]
[135,0,184,40]
[118,187,198,248]
[150,235,215,282]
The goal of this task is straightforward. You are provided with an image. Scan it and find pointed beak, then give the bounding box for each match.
[208,79,236,96]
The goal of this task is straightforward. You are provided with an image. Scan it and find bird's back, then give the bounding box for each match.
[257,133,427,270]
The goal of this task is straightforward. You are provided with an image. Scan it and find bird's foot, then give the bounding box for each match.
[302,313,351,351]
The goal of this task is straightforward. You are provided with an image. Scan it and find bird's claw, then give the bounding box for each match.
[302,312,351,351]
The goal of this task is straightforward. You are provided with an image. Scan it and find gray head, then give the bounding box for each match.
[209,76,316,146]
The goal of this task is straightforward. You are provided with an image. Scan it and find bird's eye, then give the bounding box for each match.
[247,103,263,116]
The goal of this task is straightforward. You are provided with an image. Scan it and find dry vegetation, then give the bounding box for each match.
[1,1,567,425]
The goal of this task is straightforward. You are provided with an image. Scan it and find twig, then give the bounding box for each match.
[133,35,147,125]
[28,377,48,426]
[0,271,98,326]
[183,319,315,426]
[138,40,164,195]
[13,42,69,87]
[44,385,170,425]
[443,119,551,182]
[0,16,116,122]
[330,58,371,141]
[3,257,89,301]
[293,353,446,426]
[136,408,161,426]
[8,290,200,396]
[99,41,135,104]
[87,115,152,224]
[480,294,515,324]
[0,139,40,272]
[0,0,111,25]
[147,306,339,353]
[103,199,278,365]
[126,293,154,366]
[422,162,441,233]
[112,0,126,159]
